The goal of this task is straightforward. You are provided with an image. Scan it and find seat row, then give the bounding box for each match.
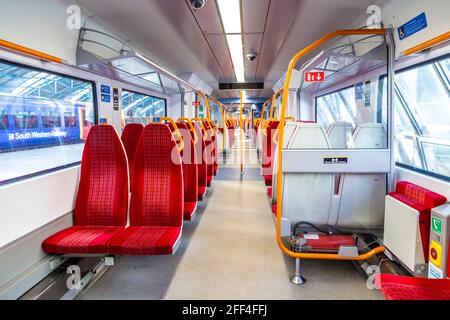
[42,120,218,256]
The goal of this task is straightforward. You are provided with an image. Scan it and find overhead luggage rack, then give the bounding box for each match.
[76,27,196,95]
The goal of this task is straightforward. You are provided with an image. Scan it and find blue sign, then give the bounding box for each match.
[101,85,111,94]
[355,82,364,100]
[398,12,428,41]
[99,118,108,124]
[101,94,111,103]
[153,117,161,123]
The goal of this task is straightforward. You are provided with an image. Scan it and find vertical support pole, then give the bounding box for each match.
[239,90,244,176]
[386,27,396,193]
[291,258,306,285]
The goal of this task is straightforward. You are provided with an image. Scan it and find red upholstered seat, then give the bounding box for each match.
[42,125,129,254]
[376,274,450,300]
[198,187,207,201]
[121,123,144,193]
[193,122,207,200]
[203,121,216,185]
[267,187,272,199]
[272,203,277,215]
[43,226,124,254]
[388,181,447,261]
[168,122,198,220]
[264,174,273,187]
[261,120,279,180]
[108,226,181,255]
[108,123,183,255]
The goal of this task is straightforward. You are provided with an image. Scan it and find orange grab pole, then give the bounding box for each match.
[177,117,198,145]
[275,29,386,260]
[0,39,63,63]
[156,117,184,152]
[403,31,450,56]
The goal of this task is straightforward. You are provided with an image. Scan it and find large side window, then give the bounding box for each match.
[121,90,166,126]
[0,61,96,184]
[315,86,356,131]
[380,55,450,179]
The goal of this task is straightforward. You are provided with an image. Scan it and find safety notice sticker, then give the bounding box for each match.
[398,12,428,41]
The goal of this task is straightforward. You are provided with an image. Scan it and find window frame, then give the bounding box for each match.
[121,88,167,124]
[0,59,98,186]
[378,53,450,183]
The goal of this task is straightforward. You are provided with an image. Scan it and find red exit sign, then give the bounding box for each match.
[304,71,325,82]
[192,101,200,107]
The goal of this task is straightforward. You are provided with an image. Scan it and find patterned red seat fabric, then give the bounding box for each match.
[168,122,198,220]
[42,125,129,254]
[193,122,207,200]
[376,274,450,300]
[108,124,183,255]
[262,120,279,186]
[121,123,144,193]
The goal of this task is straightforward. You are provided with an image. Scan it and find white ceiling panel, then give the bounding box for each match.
[243,33,264,81]
[242,0,270,33]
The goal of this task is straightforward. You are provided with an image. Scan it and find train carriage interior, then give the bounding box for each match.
[1,0,450,307]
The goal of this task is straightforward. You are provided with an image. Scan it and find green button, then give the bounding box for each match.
[432,216,443,235]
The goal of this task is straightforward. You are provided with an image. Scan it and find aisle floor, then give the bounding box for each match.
[81,136,379,300]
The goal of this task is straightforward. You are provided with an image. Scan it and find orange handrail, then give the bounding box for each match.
[269,88,283,119]
[177,117,199,145]
[0,39,63,63]
[275,28,387,260]
[155,116,184,152]
[403,31,450,56]
[192,117,210,140]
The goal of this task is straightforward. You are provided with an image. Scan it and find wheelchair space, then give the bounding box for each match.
[81,145,379,300]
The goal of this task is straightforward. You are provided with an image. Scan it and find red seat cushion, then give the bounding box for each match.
[267,187,272,199]
[264,175,272,186]
[43,226,124,254]
[121,123,144,192]
[207,175,213,187]
[388,181,447,262]
[272,203,277,215]
[108,226,182,255]
[184,202,197,221]
[376,274,450,300]
[198,187,207,200]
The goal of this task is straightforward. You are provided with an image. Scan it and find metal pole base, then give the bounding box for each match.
[291,258,306,285]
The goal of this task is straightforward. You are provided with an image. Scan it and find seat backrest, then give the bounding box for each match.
[193,122,207,188]
[168,122,198,203]
[282,123,333,225]
[75,125,128,226]
[327,122,353,148]
[121,123,144,191]
[130,123,183,227]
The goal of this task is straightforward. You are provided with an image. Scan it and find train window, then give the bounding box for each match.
[380,55,450,180]
[42,111,61,128]
[14,111,38,129]
[316,86,356,130]
[0,60,96,184]
[64,112,77,127]
[121,89,166,125]
[0,111,8,130]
